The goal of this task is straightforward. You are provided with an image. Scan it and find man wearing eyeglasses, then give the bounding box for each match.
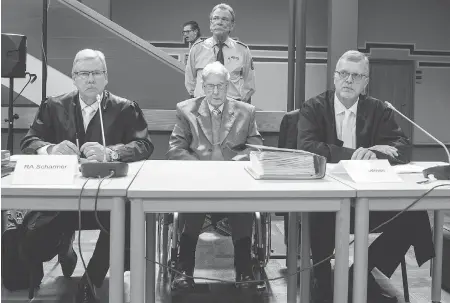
[185,3,255,103]
[297,50,434,303]
[182,20,201,48]
[20,49,153,303]
[167,61,262,293]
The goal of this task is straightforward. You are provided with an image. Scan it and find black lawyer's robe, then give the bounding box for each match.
[298,90,434,274]
[21,90,153,161]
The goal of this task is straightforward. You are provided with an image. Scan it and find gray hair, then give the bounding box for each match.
[210,3,235,22]
[72,49,107,75]
[336,50,369,75]
[202,62,230,82]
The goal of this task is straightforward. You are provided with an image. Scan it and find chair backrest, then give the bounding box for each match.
[278,109,301,149]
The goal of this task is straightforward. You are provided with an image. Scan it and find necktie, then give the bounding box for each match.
[216,42,225,65]
[83,105,97,131]
[211,109,224,160]
[341,111,354,148]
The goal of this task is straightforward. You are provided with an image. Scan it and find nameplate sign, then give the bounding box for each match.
[331,159,403,183]
[12,155,78,185]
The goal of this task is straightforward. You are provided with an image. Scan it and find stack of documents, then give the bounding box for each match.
[244,145,326,179]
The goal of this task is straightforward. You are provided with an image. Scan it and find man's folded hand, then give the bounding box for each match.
[351,147,377,160]
[368,145,398,157]
[49,140,80,156]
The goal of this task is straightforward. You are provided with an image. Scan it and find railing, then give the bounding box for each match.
[58,0,184,73]
[1,107,285,133]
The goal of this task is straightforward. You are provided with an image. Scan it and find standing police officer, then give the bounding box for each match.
[185,3,255,103]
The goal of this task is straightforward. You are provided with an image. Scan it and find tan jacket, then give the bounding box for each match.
[167,97,263,160]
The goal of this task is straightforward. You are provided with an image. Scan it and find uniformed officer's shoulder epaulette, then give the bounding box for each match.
[235,40,250,49]
[191,38,204,48]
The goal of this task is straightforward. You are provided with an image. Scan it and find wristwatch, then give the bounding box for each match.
[109,148,120,161]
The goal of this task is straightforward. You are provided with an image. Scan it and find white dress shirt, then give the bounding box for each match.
[334,94,358,149]
[36,94,102,154]
[79,96,99,131]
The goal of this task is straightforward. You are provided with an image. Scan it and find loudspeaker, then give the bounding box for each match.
[1,33,27,78]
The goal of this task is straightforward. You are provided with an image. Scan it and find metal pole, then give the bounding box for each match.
[294,0,307,110]
[42,0,48,100]
[7,78,14,154]
[287,0,296,111]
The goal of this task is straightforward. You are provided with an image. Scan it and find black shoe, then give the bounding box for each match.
[367,273,398,303]
[59,232,77,278]
[235,267,255,290]
[171,233,197,293]
[312,278,333,303]
[75,280,99,303]
[171,266,195,292]
[233,237,255,290]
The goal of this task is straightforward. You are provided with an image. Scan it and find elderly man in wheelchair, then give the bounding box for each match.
[165,62,264,293]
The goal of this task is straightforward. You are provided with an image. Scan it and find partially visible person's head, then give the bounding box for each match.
[202,62,230,107]
[72,49,108,101]
[182,21,201,43]
[334,50,369,104]
[210,3,235,40]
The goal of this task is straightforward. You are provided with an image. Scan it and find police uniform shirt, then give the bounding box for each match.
[185,37,255,101]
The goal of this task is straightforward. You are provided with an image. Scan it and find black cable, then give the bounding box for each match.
[12,73,35,104]
[77,177,97,298]
[76,171,114,299]
[94,171,115,236]
[146,183,450,285]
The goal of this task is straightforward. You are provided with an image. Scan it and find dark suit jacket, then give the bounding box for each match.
[298,90,434,267]
[278,109,300,149]
[21,90,154,162]
[166,97,263,160]
[297,90,411,164]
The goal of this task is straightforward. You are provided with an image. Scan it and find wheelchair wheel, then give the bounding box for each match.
[252,212,270,292]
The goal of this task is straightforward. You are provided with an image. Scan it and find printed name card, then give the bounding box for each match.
[12,155,78,185]
[333,159,403,183]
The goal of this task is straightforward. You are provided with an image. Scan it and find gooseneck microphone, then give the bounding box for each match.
[385,101,450,180]
[80,94,128,178]
[96,94,108,163]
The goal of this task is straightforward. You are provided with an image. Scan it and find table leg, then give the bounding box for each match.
[300,212,310,303]
[146,213,156,303]
[432,210,444,303]
[130,199,145,303]
[287,212,299,303]
[353,198,369,303]
[162,213,169,280]
[333,199,350,303]
[109,197,125,303]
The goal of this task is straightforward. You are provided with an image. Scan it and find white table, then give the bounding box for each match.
[329,162,450,303]
[127,160,356,303]
[1,160,145,303]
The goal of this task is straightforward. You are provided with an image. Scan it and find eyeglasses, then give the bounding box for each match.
[211,16,231,23]
[204,83,227,92]
[74,70,106,80]
[334,70,368,82]
[182,30,194,35]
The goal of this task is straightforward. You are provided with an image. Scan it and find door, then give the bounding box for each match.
[367,59,415,140]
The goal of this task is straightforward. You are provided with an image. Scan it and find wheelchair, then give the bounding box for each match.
[156,212,272,292]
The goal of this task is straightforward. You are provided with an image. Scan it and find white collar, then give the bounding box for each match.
[79,92,103,110]
[334,93,358,115]
[207,101,225,113]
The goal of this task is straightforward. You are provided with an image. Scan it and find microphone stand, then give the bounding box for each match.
[385,101,450,180]
[80,95,128,178]
[5,78,19,154]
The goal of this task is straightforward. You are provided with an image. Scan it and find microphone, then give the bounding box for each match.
[385,101,450,180]
[25,72,37,83]
[80,94,128,178]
